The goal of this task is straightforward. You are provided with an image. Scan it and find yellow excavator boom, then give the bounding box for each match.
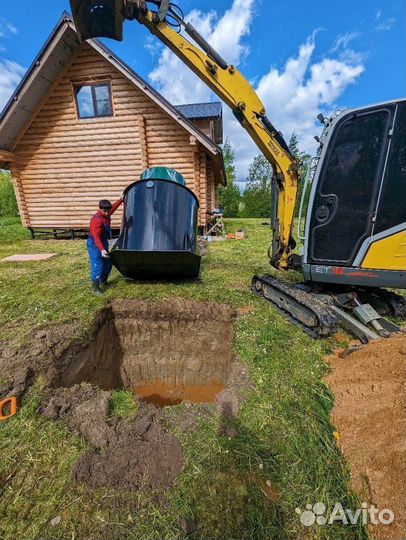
[138,8,301,269]
[70,0,301,270]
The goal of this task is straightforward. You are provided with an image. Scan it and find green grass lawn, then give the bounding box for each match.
[0,217,366,540]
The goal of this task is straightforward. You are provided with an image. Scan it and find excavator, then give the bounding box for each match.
[70,0,406,342]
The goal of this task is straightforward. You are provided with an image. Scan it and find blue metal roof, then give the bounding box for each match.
[175,102,222,120]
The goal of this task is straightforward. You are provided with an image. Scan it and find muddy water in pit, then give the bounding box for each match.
[133,380,225,406]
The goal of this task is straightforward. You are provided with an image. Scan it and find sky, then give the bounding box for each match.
[0,0,404,187]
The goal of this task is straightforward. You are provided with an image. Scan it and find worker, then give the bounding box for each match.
[88,197,124,295]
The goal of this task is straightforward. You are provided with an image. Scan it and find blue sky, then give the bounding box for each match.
[0,0,404,181]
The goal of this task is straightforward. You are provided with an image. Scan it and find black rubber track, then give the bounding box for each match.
[375,289,406,319]
[252,274,339,339]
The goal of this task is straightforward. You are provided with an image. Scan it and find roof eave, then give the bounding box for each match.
[0,16,80,151]
[0,13,72,125]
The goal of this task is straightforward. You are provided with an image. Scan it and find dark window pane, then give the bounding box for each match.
[94,83,113,116]
[96,99,113,116]
[322,112,387,193]
[76,85,94,117]
[374,101,406,233]
[310,109,389,264]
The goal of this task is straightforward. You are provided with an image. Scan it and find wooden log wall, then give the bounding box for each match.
[192,119,212,139]
[198,150,207,224]
[191,118,222,145]
[207,163,216,214]
[10,164,29,227]
[11,44,221,229]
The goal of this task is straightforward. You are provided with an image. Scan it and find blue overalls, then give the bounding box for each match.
[87,217,113,283]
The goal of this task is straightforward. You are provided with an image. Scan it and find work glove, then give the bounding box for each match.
[101,249,110,259]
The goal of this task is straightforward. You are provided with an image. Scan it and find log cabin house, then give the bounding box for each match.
[0,13,226,236]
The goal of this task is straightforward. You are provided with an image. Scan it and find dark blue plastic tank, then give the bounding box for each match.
[110,168,201,279]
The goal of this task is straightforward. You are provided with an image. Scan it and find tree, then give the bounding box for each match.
[218,138,241,217]
[288,132,311,217]
[0,171,19,217]
[240,155,273,217]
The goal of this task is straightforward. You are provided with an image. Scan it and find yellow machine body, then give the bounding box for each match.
[361,230,406,271]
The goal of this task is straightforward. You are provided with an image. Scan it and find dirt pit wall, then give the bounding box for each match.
[51,299,236,404]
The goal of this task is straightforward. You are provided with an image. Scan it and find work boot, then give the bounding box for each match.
[92,279,103,296]
[100,275,108,288]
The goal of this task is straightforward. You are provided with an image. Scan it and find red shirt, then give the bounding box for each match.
[89,199,123,252]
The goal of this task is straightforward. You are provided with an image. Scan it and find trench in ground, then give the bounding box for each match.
[53,300,235,406]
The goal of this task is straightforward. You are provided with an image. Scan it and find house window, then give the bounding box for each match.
[74,82,113,119]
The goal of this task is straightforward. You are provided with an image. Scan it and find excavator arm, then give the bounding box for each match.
[70,0,301,269]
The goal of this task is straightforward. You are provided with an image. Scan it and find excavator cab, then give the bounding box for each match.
[254,99,406,341]
[302,98,406,290]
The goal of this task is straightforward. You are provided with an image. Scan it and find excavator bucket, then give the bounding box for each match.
[69,0,125,42]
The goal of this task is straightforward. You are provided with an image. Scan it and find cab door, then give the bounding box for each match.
[308,105,394,266]
[373,101,406,236]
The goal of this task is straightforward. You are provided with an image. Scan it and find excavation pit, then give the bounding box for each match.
[54,299,236,407]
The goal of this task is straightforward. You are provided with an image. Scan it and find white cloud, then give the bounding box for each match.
[144,34,162,56]
[148,1,365,180]
[255,36,364,158]
[233,35,364,180]
[375,18,396,32]
[149,0,254,104]
[0,19,23,112]
[6,23,17,35]
[331,32,360,52]
[374,9,396,31]
[0,18,18,43]
[0,17,18,59]
[0,59,25,111]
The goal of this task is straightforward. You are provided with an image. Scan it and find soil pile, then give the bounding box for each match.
[40,384,183,492]
[0,299,247,495]
[326,335,406,540]
[73,419,183,492]
[0,322,80,400]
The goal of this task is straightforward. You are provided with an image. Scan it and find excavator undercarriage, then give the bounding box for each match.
[252,275,405,342]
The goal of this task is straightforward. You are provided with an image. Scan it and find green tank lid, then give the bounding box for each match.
[140,167,186,186]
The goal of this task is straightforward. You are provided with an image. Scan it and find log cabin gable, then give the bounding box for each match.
[175,103,223,145]
[0,13,226,230]
[0,15,224,172]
